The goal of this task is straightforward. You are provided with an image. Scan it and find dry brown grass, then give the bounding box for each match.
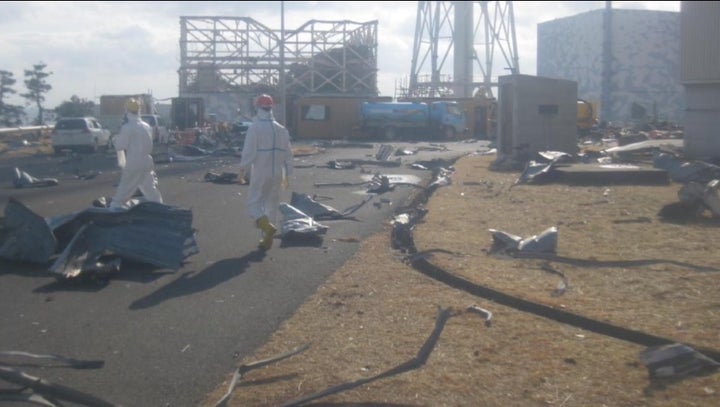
[0,133,54,157]
[200,153,720,407]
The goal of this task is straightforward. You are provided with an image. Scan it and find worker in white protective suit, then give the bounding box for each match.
[239,94,293,250]
[110,98,164,210]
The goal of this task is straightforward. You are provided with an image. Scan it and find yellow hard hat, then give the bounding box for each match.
[125,98,140,113]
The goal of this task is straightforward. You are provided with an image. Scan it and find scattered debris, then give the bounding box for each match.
[0,197,56,263]
[49,202,199,280]
[0,351,103,369]
[204,171,240,184]
[180,144,214,156]
[375,144,395,161]
[0,198,199,281]
[514,152,575,185]
[361,173,423,188]
[0,351,115,407]
[604,138,684,159]
[541,263,568,297]
[390,208,427,254]
[279,203,329,241]
[213,344,309,407]
[324,160,356,170]
[515,160,557,185]
[314,172,424,194]
[538,151,574,162]
[658,179,720,220]
[289,192,344,219]
[472,148,497,156]
[289,192,359,220]
[12,168,58,188]
[427,169,452,191]
[654,152,720,184]
[394,147,416,156]
[640,343,720,381]
[340,158,402,168]
[313,179,367,188]
[489,226,559,254]
[409,158,456,171]
[313,140,374,149]
[366,174,393,194]
[467,304,493,327]
[679,180,720,217]
[280,307,452,407]
[74,169,100,180]
[416,144,450,152]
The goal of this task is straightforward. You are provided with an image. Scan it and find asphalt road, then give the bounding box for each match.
[0,139,487,407]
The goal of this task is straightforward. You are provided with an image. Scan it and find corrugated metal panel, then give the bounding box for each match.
[681,2,720,83]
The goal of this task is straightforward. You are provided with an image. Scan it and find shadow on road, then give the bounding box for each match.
[0,259,50,279]
[128,249,267,310]
[279,235,325,248]
[32,260,175,293]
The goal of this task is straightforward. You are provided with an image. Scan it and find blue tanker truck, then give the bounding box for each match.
[358,101,468,140]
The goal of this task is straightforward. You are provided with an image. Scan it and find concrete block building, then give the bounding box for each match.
[537,8,684,125]
[496,74,578,161]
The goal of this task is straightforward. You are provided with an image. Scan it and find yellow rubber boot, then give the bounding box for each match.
[256,216,277,250]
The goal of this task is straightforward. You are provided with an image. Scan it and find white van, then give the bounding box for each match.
[51,117,111,154]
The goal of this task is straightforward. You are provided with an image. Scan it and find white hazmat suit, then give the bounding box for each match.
[110,111,163,209]
[239,108,293,226]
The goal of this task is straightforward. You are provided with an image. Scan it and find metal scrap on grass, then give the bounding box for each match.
[280,307,453,407]
[489,226,559,254]
[212,344,310,407]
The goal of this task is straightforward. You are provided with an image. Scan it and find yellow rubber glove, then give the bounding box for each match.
[281,176,289,190]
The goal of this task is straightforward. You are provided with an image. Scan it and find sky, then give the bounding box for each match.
[0,1,680,111]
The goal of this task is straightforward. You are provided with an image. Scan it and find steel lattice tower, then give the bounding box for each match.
[178,17,378,96]
[403,1,519,99]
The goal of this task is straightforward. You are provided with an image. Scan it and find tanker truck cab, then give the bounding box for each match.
[430,101,467,139]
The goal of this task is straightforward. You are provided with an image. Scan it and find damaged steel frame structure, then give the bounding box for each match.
[0,197,199,281]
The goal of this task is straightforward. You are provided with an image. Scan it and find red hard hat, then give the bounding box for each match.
[255,94,274,108]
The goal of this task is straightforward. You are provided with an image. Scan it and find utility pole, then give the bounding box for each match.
[601,1,612,123]
[280,1,287,126]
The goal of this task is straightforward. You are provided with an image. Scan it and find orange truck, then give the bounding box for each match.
[577,99,599,137]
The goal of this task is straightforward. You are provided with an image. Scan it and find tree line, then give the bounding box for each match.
[0,62,96,127]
